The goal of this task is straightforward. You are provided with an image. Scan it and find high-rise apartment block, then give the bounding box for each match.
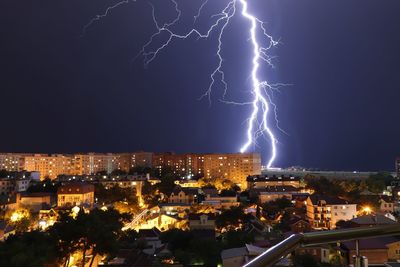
[0,152,261,184]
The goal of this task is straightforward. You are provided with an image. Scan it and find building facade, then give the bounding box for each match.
[306,195,357,229]
[57,183,95,207]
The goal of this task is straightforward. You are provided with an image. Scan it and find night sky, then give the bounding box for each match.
[1,0,400,171]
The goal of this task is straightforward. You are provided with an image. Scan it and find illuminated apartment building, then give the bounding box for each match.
[72,153,118,175]
[0,153,31,171]
[203,153,261,187]
[152,153,203,178]
[24,154,73,180]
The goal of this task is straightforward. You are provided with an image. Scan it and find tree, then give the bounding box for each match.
[27,178,60,193]
[156,167,179,195]
[50,208,131,267]
[215,206,252,229]
[222,230,254,249]
[129,166,155,176]
[0,230,60,267]
[95,184,138,205]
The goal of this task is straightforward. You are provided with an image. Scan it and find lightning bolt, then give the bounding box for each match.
[82,0,283,169]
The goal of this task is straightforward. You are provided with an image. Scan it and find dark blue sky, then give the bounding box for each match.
[1,0,400,171]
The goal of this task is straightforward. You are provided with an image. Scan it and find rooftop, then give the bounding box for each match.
[351,214,398,225]
[309,194,351,205]
[247,175,300,182]
[57,182,94,194]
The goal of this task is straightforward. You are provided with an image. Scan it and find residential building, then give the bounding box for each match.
[168,187,200,204]
[72,153,117,175]
[247,175,301,189]
[306,195,357,229]
[295,246,330,264]
[57,183,95,207]
[174,179,200,188]
[140,214,180,231]
[152,153,203,178]
[342,236,400,265]
[288,216,312,233]
[252,186,300,203]
[380,196,395,213]
[18,192,54,212]
[221,244,268,267]
[0,179,14,196]
[350,214,398,226]
[188,213,216,230]
[0,153,30,172]
[203,153,261,187]
[24,154,73,180]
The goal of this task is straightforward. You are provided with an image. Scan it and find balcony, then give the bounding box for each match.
[243,224,400,267]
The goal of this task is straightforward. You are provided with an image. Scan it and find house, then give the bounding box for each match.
[102,249,153,267]
[168,187,200,204]
[295,245,331,264]
[221,247,248,267]
[18,192,55,212]
[350,214,397,226]
[380,196,395,213]
[188,213,216,230]
[57,182,95,207]
[221,244,268,267]
[342,236,400,265]
[138,228,163,255]
[0,220,15,241]
[202,190,239,209]
[174,179,200,188]
[255,186,300,203]
[306,195,357,229]
[247,175,301,189]
[140,214,181,231]
[288,216,312,233]
[158,203,191,216]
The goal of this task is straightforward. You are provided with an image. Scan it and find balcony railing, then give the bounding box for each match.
[243,224,400,267]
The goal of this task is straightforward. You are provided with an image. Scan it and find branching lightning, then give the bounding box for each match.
[82,0,285,169]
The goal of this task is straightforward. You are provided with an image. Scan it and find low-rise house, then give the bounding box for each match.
[256,186,300,203]
[342,237,400,265]
[0,195,18,212]
[202,190,239,209]
[295,245,331,264]
[221,247,248,267]
[138,228,163,255]
[247,175,301,189]
[141,214,182,231]
[380,196,395,213]
[174,179,199,188]
[158,203,191,216]
[168,187,200,204]
[221,244,268,267]
[188,213,216,230]
[18,192,55,212]
[103,249,153,267]
[350,214,398,226]
[288,216,312,233]
[306,195,357,229]
[57,182,94,207]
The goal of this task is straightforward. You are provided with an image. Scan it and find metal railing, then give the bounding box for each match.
[243,224,400,267]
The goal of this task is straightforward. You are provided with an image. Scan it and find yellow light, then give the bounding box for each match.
[10,212,22,222]
[363,206,372,214]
